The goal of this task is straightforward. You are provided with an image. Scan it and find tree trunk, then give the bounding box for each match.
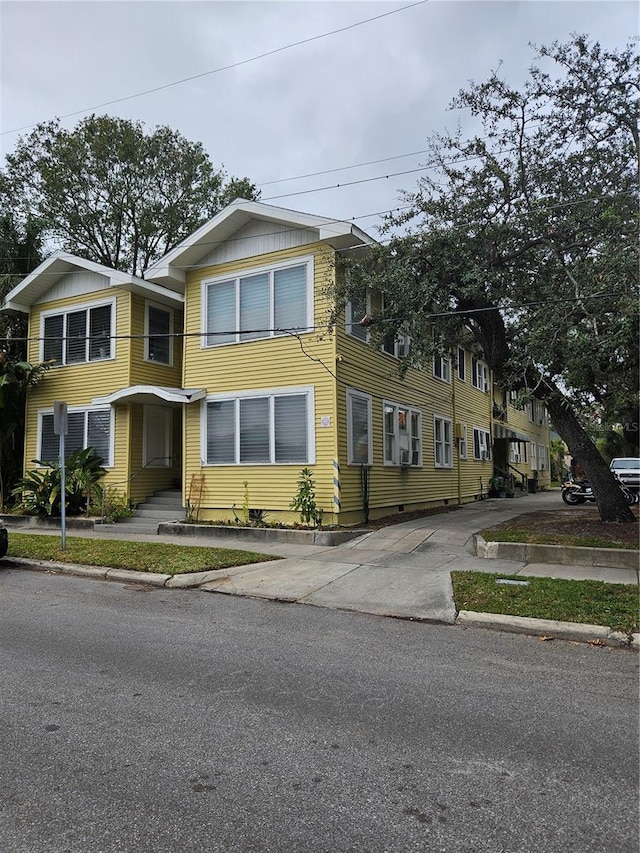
[540,384,635,523]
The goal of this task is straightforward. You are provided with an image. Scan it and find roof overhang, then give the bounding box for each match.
[1,251,184,314]
[92,386,206,406]
[493,424,530,442]
[144,198,376,287]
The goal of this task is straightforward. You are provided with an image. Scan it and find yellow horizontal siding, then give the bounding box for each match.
[128,294,184,388]
[182,244,338,519]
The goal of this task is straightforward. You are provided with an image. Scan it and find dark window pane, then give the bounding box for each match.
[40,414,58,463]
[43,315,63,363]
[147,305,170,363]
[89,305,112,361]
[87,410,110,464]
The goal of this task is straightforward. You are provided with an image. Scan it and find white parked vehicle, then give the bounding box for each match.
[609,458,640,492]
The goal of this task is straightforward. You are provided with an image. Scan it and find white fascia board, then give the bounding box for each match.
[117,278,184,306]
[92,385,206,406]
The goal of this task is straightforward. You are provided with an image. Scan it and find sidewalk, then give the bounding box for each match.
[4,492,638,646]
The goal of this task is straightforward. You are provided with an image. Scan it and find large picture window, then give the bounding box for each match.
[383,401,421,466]
[204,387,314,465]
[434,416,453,468]
[39,407,112,466]
[42,301,114,365]
[347,389,372,465]
[204,259,312,346]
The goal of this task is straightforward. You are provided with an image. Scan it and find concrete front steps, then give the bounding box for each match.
[115,488,185,535]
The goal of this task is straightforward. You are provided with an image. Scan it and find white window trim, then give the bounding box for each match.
[433,353,452,384]
[346,289,370,342]
[36,404,114,467]
[201,255,314,348]
[471,357,490,392]
[458,423,468,460]
[472,426,492,461]
[433,414,453,469]
[144,300,174,366]
[382,400,422,467]
[40,297,116,365]
[346,388,372,466]
[201,385,315,466]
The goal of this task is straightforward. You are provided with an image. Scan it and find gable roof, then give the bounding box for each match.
[1,251,184,314]
[144,198,376,288]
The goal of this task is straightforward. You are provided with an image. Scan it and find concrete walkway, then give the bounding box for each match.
[7,492,637,644]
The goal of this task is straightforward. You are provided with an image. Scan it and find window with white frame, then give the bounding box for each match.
[380,294,409,358]
[204,258,312,346]
[458,423,468,459]
[39,407,112,466]
[42,300,114,365]
[433,353,451,383]
[434,416,453,468]
[346,290,369,342]
[473,427,491,460]
[471,357,489,392]
[145,302,173,364]
[510,441,527,464]
[457,347,466,382]
[530,441,538,468]
[347,389,372,465]
[204,387,314,465]
[383,401,421,466]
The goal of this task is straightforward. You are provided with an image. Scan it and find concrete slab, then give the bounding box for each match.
[444,556,529,575]
[519,563,639,585]
[303,564,457,623]
[200,559,357,601]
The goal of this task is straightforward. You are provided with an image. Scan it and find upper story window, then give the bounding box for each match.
[204,258,312,347]
[41,300,114,366]
[471,357,490,392]
[384,401,421,466]
[433,353,451,383]
[39,406,113,466]
[457,348,466,382]
[347,388,372,465]
[381,331,410,360]
[145,302,173,365]
[346,290,369,342]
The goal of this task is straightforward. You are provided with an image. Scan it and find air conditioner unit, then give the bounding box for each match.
[481,451,489,460]
[513,453,521,463]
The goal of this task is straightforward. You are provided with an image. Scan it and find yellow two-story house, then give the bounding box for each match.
[3,199,550,525]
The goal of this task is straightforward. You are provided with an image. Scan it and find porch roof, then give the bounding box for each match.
[493,423,530,443]
[92,385,206,406]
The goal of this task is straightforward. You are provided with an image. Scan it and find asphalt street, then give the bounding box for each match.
[2,569,638,853]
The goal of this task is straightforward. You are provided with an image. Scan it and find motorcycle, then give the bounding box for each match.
[561,474,638,506]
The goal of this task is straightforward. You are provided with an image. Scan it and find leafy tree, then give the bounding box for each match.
[3,115,260,276]
[338,36,638,523]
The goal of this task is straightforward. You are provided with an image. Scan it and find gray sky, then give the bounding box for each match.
[1,0,637,236]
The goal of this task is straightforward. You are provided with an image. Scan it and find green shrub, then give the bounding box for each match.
[13,448,106,518]
[290,468,322,527]
[89,486,134,523]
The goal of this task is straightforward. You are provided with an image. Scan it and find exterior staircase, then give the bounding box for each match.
[113,488,184,535]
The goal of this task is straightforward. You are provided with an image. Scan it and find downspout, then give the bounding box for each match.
[452,366,462,506]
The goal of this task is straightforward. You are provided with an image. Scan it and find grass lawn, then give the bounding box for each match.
[5,533,277,576]
[451,571,639,634]
[479,529,638,549]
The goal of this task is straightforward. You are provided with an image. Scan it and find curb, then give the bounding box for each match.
[473,534,639,570]
[457,610,639,649]
[3,557,638,649]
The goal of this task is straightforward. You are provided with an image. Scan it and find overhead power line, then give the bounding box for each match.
[1,1,430,138]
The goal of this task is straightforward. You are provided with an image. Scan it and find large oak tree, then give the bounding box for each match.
[338,36,638,523]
